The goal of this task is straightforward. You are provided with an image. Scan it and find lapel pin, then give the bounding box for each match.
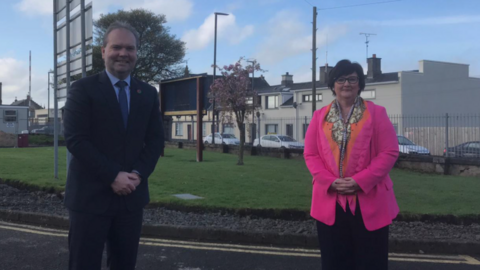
[137,89,142,94]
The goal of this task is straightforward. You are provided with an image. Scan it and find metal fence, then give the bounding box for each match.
[257,114,480,157]
[390,114,480,157]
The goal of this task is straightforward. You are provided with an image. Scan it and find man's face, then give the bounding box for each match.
[101,28,137,80]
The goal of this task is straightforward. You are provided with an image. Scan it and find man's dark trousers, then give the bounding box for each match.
[68,196,143,270]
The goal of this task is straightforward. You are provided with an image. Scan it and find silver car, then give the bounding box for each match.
[254,135,304,149]
[397,135,430,155]
[203,133,240,145]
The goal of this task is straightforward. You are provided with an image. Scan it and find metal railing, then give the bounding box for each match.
[256,114,480,157]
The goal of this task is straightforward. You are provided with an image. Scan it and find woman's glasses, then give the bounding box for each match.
[335,76,359,84]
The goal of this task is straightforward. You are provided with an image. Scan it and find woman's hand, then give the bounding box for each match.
[330,177,361,195]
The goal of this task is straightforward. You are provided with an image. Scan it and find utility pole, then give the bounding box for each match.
[312,6,317,115]
[359,33,376,63]
[29,51,32,122]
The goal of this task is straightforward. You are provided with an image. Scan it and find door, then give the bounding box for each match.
[286,124,293,138]
[187,125,192,141]
[215,134,222,144]
[272,136,281,148]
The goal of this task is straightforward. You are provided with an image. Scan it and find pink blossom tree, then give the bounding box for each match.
[210,58,263,165]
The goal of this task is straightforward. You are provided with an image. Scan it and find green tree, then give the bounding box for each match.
[91,9,186,82]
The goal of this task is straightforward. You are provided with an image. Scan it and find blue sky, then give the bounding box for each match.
[1,0,479,107]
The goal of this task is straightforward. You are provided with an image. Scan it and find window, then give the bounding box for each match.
[266,96,279,109]
[397,136,415,145]
[302,94,322,102]
[3,110,17,123]
[303,123,309,138]
[202,123,206,137]
[361,90,376,100]
[265,124,278,134]
[175,123,183,136]
[223,123,235,134]
[467,142,480,149]
[246,97,254,105]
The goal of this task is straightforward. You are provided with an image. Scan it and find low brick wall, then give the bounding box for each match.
[395,154,480,177]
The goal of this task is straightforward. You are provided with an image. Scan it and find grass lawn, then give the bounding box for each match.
[0,147,478,216]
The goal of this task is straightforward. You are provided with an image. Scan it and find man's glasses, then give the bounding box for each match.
[335,76,359,84]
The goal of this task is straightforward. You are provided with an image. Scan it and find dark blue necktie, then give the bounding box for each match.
[116,80,128,129]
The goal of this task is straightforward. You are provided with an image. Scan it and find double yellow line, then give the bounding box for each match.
[0,221,478,265]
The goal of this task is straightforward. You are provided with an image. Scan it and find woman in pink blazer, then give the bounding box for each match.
[304,60,399,270]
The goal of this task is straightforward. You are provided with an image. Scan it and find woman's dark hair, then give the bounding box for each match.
[327,59,365,96]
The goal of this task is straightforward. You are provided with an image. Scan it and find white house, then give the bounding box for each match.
[0,105,29,134]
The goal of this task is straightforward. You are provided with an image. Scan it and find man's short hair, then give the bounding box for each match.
[102,21,140,48]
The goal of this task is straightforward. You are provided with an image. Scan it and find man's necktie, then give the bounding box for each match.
[116,80,128,129]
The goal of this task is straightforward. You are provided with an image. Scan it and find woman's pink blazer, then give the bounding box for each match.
[304,101,399,231]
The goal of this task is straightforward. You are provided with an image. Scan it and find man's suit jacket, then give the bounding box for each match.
[63,71,164,214]
[304,101,399,231]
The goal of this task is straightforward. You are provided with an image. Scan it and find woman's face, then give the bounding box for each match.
[334,72,360,101]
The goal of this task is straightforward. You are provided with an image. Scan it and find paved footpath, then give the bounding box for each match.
[0,221,479,270]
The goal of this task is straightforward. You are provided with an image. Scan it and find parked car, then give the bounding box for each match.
[30,126,54,135]
[30,129,45,134]
[254,134,304,149]
[444,141,480,158]
[20,130,30,134]
[203,133,240,145]
[397,135,430,155]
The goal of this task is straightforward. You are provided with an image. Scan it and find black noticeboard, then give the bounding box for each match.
[160,75,213,116]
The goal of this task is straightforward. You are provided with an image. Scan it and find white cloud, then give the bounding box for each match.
[15,0,193,22]
[363,15,480,27]
[255,10,348,65]
[182,13,254,51]
[0,58,48,107]
[14,0,52,16]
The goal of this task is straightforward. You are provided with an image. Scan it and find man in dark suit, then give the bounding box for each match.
[63,21,164,270]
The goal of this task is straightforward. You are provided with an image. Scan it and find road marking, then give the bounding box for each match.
[0,221,479,265]
[141,237,319,253]
[0,224,68,237]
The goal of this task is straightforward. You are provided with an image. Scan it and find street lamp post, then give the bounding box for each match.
[212,12,228,145]
[247,59,256,143]
[256,111,261,144]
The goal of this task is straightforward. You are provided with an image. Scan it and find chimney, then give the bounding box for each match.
[0,82,2,105]
[281,72,293,86]
[320,64,333,84]
[367,54,382,80]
